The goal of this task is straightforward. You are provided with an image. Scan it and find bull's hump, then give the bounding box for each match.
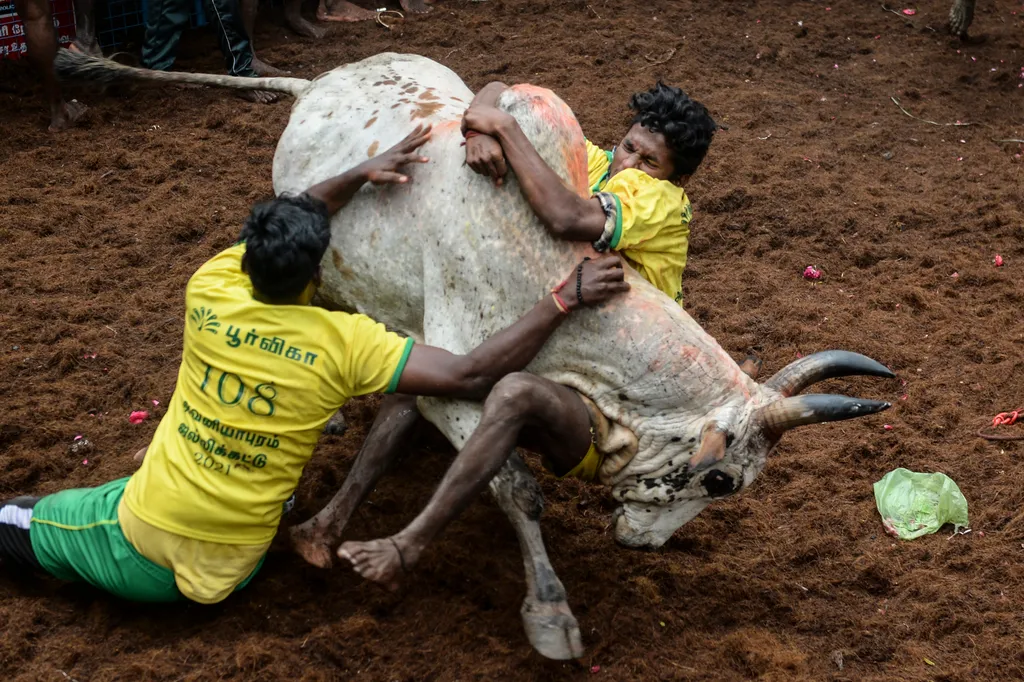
[274,54,473,196]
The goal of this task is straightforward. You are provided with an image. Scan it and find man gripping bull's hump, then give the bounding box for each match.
[463,80,716,307]
[0,124,628,604]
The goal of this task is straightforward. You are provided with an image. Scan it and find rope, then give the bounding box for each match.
[977,408,1024,441]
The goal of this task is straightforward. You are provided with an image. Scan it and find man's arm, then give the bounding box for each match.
[463,106,607,242]
[306,124,432,216]
[395,255,628,400]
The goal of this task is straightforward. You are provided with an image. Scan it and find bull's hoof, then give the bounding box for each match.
[521,598,584,660]
[323,411,347,436]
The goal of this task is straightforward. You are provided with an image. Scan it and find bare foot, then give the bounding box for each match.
[250,56,290,76]
[317,0,375,22]
[285,11,328,38]
[400,0,431,12]
[288,519,336,569]
[238,90,280,104]
[338,536,418,590]
[48,99,87,132]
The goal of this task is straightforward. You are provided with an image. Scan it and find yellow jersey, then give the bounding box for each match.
[123,243,413,546]
[586,139,692,305]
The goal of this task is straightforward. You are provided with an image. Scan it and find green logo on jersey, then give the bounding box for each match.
[190,306,221,334]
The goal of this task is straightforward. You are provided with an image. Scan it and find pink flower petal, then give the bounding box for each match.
[74,434,83,441]
[82,459,89,465]
[902,8,916,15]
[884,424,893,430]
[994,254,1004,266]
[803,265,822,280]
[129,410,149,425]
[152,399,160,406]
[590,666,601,674]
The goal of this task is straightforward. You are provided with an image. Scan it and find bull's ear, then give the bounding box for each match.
[687,425,728,473]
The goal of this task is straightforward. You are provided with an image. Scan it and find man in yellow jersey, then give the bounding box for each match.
[462,80,716,307]
[0,124,629,604]
[290,83,719,574]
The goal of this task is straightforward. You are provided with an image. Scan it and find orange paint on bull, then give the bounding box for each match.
[364,117,378,129]
[367,141,380,157]
[507,84,588,195]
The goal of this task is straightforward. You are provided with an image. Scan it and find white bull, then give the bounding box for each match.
[55,50,895,660]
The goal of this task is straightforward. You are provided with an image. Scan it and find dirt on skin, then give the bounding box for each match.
[2,0,1024,679]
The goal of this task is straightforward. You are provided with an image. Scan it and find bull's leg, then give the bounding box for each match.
[949,0,976,38]
[488,451,584,660]
[289,394,421,568]
[340,374,589,660]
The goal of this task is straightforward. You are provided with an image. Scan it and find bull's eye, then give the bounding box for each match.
[671,436,681,442]
[701,470,737,498]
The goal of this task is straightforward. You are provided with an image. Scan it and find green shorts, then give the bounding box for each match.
[29,477,263,603]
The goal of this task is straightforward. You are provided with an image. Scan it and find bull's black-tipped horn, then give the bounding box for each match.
[756,394,891,437]
[764,350,895,397]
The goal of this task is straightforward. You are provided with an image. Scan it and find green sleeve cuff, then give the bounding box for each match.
[384,337,415,394]
[608,193,624,249]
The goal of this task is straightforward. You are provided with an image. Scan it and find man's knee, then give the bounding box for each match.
[486,372,549,418]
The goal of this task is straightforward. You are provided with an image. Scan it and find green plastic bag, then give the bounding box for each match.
[873,468,969,540]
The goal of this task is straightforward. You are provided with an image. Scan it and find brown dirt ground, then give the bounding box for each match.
[3,0,1024,679]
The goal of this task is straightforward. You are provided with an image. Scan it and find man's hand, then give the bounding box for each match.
[364,124,433,185]
[465,134,508,185]
[462,104,515,138]
[561,255,630,310]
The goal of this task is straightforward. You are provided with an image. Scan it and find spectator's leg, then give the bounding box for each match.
[141,0,190,71]
[280,0,324,38]
[203,0,278,103]
[72,0,102,56]
[13,0,86,131]
[238,0,289,75]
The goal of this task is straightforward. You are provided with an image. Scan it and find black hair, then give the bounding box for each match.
[628,82,717,179]
[239,193,331,302]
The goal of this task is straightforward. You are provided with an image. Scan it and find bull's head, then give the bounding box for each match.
[609,350,894,548]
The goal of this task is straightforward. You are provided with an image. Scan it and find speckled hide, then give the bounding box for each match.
[273,53,780,549]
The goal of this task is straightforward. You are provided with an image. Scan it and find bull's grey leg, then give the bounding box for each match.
[342,380,587,660]
[488,451,584,660]
[289,394,420,568]
[949,0,976,38]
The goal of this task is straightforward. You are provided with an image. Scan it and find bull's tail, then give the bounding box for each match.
[53,49,311,98]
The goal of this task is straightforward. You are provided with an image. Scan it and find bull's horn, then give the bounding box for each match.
[687,426,728,473]
[757,394,891,437]
[764,350,895,397]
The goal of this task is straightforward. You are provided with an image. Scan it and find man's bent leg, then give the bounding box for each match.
[29,478,181,602]
[339,373,592,590]
[290,394,421,568]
